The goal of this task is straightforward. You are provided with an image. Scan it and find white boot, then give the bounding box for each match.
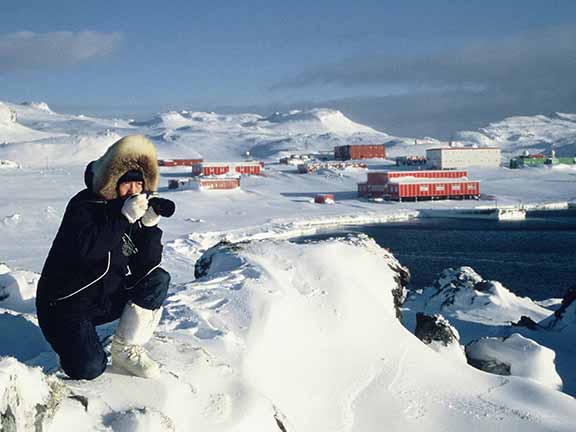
[111,301,162,378]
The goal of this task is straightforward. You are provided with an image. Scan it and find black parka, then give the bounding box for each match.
[36,178,163,318]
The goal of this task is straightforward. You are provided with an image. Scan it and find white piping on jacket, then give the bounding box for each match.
[54,251,111,302]
[125,263,161,290]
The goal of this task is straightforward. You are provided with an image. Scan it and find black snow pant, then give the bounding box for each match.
[37,268,170,380]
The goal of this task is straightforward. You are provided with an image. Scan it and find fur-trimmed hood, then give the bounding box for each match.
[89,135,159,200]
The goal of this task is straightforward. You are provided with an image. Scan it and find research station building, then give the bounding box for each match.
[358,170,480,201]
[334,144,386,160]
[426,147,501,169]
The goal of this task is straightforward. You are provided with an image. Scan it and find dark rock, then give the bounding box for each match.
[415,313,460,346]
[474,280,497,293]
[512,315,540,330]
[389,260,410,321]
[466,357,511,376]
[553,286,576,319]
[1,405,17,432]
[194,240,242,279]
[69,394,89,411]
[465,338,512,376]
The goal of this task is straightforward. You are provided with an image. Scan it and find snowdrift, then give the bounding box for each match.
[2,236,576,431]
[466,334,563,390]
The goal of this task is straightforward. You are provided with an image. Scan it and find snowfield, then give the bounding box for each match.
[1,100,576,431]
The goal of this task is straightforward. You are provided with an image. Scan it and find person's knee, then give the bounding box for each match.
[132,267,170,310]
[62,351,107,380]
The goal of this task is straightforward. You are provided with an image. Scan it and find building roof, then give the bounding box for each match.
[369,169,468,176]
[388,177,477,184]
[199,161,262,167]
[426,147,500,151]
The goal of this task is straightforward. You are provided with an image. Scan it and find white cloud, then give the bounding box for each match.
[0,31,123,73]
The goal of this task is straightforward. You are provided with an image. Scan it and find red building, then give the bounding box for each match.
[167,176,241,190]
[334,144,386,160]
[358,170,480,201]
[191,161,263,176]
[158,159,203,167]
[196,177,240,190]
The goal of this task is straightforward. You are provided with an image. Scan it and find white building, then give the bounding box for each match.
[426,147,501,169]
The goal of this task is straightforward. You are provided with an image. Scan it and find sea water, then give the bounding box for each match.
[295,209,576,300]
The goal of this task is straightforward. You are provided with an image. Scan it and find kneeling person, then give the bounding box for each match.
[36,135,171,380]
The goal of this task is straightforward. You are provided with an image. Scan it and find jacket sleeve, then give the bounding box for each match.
[62,199,130,260]
[129,223,163,278]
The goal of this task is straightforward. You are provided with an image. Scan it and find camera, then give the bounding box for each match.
[148,195,176,218]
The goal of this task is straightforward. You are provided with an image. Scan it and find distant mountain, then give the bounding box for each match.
[454,113,576,157]
[0,100,574,166]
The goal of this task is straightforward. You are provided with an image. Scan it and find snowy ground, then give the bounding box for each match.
[1,101,576,431]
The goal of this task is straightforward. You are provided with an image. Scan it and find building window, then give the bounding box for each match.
[436,185,445,191]
[419,185,429,192]
[467,184,476,190]
[452,185,461,191]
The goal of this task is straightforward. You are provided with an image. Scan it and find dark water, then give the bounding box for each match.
[294,209,576,300]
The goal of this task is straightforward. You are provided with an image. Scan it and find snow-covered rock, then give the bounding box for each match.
[20,102,52,113]
[465,334,563,390]
[0,159,20,169]
[0,265,39,313]
[421,267,552,325]
[415,313,466,362]
[0,103,17,124]
[0,357,65,432]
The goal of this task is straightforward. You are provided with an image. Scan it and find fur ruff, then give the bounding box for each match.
[92,135,159,200]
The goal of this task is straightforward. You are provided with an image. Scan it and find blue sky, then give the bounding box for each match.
[1,0,575,137]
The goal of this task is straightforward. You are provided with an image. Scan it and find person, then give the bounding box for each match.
[36,135,171,380]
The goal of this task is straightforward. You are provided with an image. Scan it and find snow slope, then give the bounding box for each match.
[4,236,576,431]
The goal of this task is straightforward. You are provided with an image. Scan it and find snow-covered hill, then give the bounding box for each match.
[454,113,576,158]
[1,100,575,167]
[3,236,576,431]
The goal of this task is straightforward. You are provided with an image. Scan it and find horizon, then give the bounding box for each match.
[1,1,575,138]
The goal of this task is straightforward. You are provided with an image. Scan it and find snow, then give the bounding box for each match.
[466,334,563,390]
[464,113,576,158]
[0,101,575,430]
[408,267,552,327]
[0,264,39,313]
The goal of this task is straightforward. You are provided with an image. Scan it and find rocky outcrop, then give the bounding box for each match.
[422,267,551,325]
[512,315,540,330]
[415,313,460,346]
[539,286,576,331]
[553,287,576,321]
[414,313,466,361]
[194,240,244,279]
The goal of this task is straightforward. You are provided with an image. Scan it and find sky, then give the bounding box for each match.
[1,0,575,138]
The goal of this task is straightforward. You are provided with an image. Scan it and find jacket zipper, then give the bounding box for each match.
[52,251,111,302]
